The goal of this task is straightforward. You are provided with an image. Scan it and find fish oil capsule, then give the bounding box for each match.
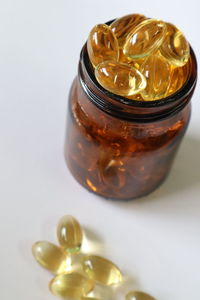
[95,61,146,96]
[49,273,94,299]
[160,23,190,67]
[87,24,119,68]
[126,291,156,300]
[110,14,146,47]
[32,241,69,274]
[165,62,190,97]
[82,255,122,285]
[57,215,83,253]
[140,55,170,100]
[123,19,166,59]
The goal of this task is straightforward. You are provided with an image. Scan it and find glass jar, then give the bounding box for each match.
[65,42,197,200]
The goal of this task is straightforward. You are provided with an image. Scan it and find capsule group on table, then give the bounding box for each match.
[32,215,157,300]
[87,13,190,100]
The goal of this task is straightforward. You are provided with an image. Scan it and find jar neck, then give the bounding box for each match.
[78,44,197,123]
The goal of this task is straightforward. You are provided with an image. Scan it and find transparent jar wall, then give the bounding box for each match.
[65,76,192,200]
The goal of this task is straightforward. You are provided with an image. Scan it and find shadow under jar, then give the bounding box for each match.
[65,42,197,200]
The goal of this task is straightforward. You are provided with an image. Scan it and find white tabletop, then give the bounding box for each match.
[0,0,200,299]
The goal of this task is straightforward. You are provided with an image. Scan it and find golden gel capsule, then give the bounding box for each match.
[95,61,146,96]
[57,215,83,253]
[166,62,190,96]
[140,55,170,100]
[32,241,69,274]
[82,255,122,285]
[87,24,119,68]
[126,291,156,300]
[49,273,94,299]
[123,19,166,59]
[110,14,146,47]
[160,23,190,67]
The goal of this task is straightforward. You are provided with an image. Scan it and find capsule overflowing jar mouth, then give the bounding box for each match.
[79,19,197,122]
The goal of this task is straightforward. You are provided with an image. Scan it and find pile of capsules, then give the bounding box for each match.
[32,215,156,300]
[87,14,190,101]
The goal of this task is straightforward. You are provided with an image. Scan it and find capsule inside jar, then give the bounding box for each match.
[140,54,171,100]
[87,24,119,68]
[95,60,146,96]
[110,13,146,47]
[123,19,167,59]
[160,22,190,67]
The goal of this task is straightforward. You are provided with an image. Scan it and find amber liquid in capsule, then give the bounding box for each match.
[123,19,166,59]
[118,48,146,70]
[126,291,156,300]
[160,23,190,67]
[82,255,122,285]
[57,215,83,253]
[87,24,119,68]
[140,54,170,100]
[32,241,69,274]
[110,14,146,47]
[95,61,146,96]
[49,273,94,299]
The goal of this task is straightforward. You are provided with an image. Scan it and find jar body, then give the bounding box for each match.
[65,76,191,200]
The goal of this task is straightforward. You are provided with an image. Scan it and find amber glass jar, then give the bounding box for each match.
[65,42,197,200]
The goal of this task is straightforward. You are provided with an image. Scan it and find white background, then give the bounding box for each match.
[0,0,200,299]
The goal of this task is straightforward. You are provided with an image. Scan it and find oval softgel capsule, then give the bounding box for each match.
[123,19,166,59]
[82,255,122,285]
[32,241,69,274]
[95,61,146,96]
[140,55,170,100]
[57,215,83,253]
[160,23,190,67]
[87,24,119,67]
[49,273,94,299]
[110,14,146,47]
